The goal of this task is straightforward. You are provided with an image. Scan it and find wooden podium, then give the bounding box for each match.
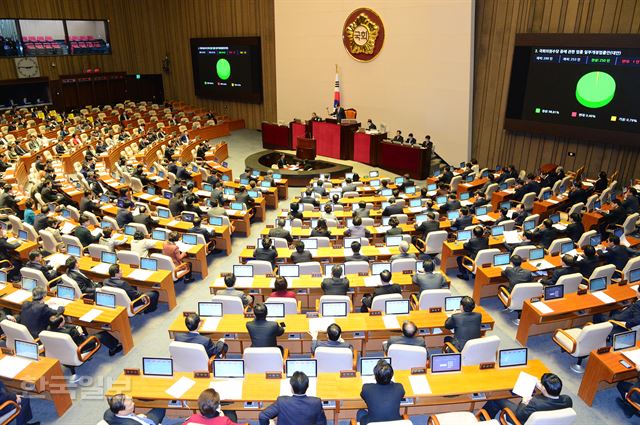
[296,137,316,160]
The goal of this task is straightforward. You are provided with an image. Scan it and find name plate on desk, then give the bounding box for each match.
[619,281,627,286]
[369,310,382,316]
[312,274,322,278]
[266,372,282,379]
[182,311,196,317]
[266,273,275,278]
[1,348,14,356]
[597,346,611,354]
[306,312,319,318]
[83,298,95,305]
[411,367,426,375]
[247,245,256,249]
[429,307,442,313]
[530,297,541,303]
[220,272,231,277]
[333,244,343,249]
[244,312,255,318]
[577,288,588,295]
[266,225,274,228]
[124,368,140,376]
[340,370,356,378]
[194,371,210,378]
[358,272,369,276]
[479,362,495,370]
[209,287,217,294]
[403,270,413,274]
[375,243,385,247]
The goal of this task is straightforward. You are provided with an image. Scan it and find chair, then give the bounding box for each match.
[59,274,84,299]
[150,253,190,281]
[621,256,640,281]
[461,248,501,276]
[298,262,322,275]
[265,297,300,315]
[391,214,408,224]
[39,230,62,253]
[127,222,148,236]
[547,238,573,255]
[0,320,40,351]
[315,237,331,247]
[588,264,616,284]
[498,282,543,325]
[96,287,150,317]
[522,214,539,228]
[243,347,284,373]
[315,347,356,373]
[67,206,81,221]
[351,420,412,425]
[512,245,537,260]
[270,237,289,248]
[500,220,516,231]
[420,230,448,257]
[576,230,596,248]
[585,194,598,213]
[169,341,214,372]
[82,211,101,226]
[0,399,20,425]
[617,213,639,236]
[370,294,403,312]
[20,267,62,290]
[39,330,101,376]
[21,223,38,242]
[499,407,576,425]
[62,235,84,252]
[344,261,370,275]
[210,295,246,314]
[555,273,584,295]
[387,345,427,370]
[7,215,22,233]
[485,183,499,200]
[116,250,141,266]
[411,288,452,311]
[538,187,551,200]
[521,192,536,211]
[428,410,493,425]
[445,335,501,366]
[390,258,416,274]
[450,176,462,192]
[246,260,273,274]
[103,216,120,230]
[552,322,612,373]
[318,295,353,313]
[87,244,111,260]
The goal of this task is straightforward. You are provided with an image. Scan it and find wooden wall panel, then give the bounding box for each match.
[473,0,640,183]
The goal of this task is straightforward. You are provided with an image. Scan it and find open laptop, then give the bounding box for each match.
[15,340,39,361]
[198,301,223,317]
[286,359,317,378]
[371,262,391,276]
[444,296,463,316]
[21,278,37,291]
[279,264,299,284]
[96,292,116,308]
[456,230,471,242]
[492,252,510,269]
[265,302,285,320]
[56,285,76,302]
[386,235,402,247]
[67,244,82,258]
[233,265,254,286]
[629,268,640,284]
[491,226,505,237]
[152,229,167,241]
[385,299,410,315]
[498,348,528,367]
[142,357,174,377]
[212,359,244,378]
[430,353,462,374]
[360,357,391,384]
[320,301,348,317]
[301,238,318,255]
[140,258,158,272]
[613,330,636,352]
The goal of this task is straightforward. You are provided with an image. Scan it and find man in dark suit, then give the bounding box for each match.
[79,190,101,215]
[405,133,416,145]
[253,237,278,267]
[26,251,58,282]
[342,178,357,193]
[269,219,293,244]
[20,287,64,338]
[361,270,401,312]
[259,371,326,425]
[540,255,579,286]
[578,245,599,278]
[48,313,122,357]
[73,215,101,247]
[453,207,473,230]
[567,181,588,205]
[439,166,454,185]
[330,104,346,122]
[33,206,51,232]
[0,184,19,215]
[391,130,404,142]
[357,360,405,425]
[414,212,440,241]
[413,259,447,291]
[345,241,370,263]
[104,393,165,425]
[104,264,159,313]
[312,180,328,197]
[168,191,186,217]
[175,314,227,358]
[565,213,584,243]
[290,241,313,264]
[385,320,426,351]
[382,198,403,217]
[456,226,488,280]
[0,381,37,425]
[189,216,215,247]
[444,194,462,212]
[501,255,533,291]
[526,219,558,250]
[209,182,225,207]
[511,203,530,226]
[299,189,319,207]
[246,303,285,348]
[310,323,352,353]
[132,205,158,233]
[444,296,482,351]
[598,235,639,270]
[321,265,350,295]
[483,373,572,422]
[115,202,134,228]
[66,256,99,299]
[622,188,640,214]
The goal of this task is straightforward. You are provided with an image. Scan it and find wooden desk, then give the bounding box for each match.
[532,194,570,218]
[490,190,515,211]
[439,237,506,273]
[515,283,639,345]
[457,178,488,194]
[156,217,232,256]
[106,361,547,422]
[578,343,640,406]
[377,142,432,180]
[0,353,72,417]
[239,245,420,264]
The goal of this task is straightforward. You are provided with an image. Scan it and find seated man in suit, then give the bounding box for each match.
[578,245,599,278]
[501,255,533,292]
[269,218,293,244]
[385,216,403,236]
[216,274,253,306]
[483,373,572,422]
[246,303,285,349]
[299,189,320,207]
[598,235,639,271]
[540,254,579,286]
[444,296,481,351]
[456,226,489,280]
[413,259,447,291]
[104,393,165,425]
[73,215,102,247]
[189,216,216,248]
[104,264,159,313]
[345,241,370,263]
[390,240,416,261]
[617,372,640,417]
[384,320,426,352]
[20,287,64,338]
[253,237,278,268]
[361,270,401,312]
[354,201,370,218]
[132,205,158,233]
[0,381,38,425]
[405,133,416,145]
[25,251,58,282]
[565,212,584,243]
[259,371,326,425]
[391,130,404,142]
[444,194,462,212]
[525,219,558,250]
[175,314,227,358]
[115,201,135,229]
[452,207,473,230]
[48,314,123,357]
[310,323,352,354]
[414,212,440,241]
[290,241,313,264]
[321,265,350,295]
[357,360,405,425]
[382,198,403,217]
[79,190,101,215]
[65,256,100,299]
[594,292,640,339]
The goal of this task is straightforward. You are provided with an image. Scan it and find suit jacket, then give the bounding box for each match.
[444,311,482,350]
[453,215,473,230]
[611,300,640,329]
[79,197,100,214]
[133,213,157,232]
[346,253,370,263]
[259,394,327,425]
[413,272,447,291]
[33,213,50,232]
[373,284,402,300]
[246,318,284,347]
[268,228,293,244]
[347,225,370,238]
[20,301,59,338]
[502,266,533,291]
[291,250,313,264]
[103,410,162,425]
[463,237,489,259]
[622,196,640,214]
[116,209,134,228]
[599,245,638,270]
[565,222,584,243]
[415,220,440,240]
[386,227,403,236]
[513,394,573,423]
[104,277,141,301]
[382,204,404,217]
[175,331,219,358]
[74,226,100,247]
[543,266,579,286]
[578,256,599,278]
[190,226,214,244]
[0,192,18,213]
[527,227,558,249]
[216,288,251,306]
[253,247,277,266]
[387,335,426,350]
[68,269,99,295]
[299,196,319,206]
[445,200,462,212]
[321,277,350,295]
[311,339,352,353]
[26,260,56,281]
[169,197,185,217]
[360,382,405,424]
[568,188,588,205]
[354,207,370,218]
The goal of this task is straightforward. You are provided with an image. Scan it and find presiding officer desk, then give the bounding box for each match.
[106,360,545,422]
[167,309,494,355]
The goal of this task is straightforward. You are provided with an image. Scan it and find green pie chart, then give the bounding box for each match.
[575,71,616,108]
[216,58,231,80]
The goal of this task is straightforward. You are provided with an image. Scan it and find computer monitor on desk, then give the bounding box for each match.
[102,251,117,264]
[589,277,607,292]
[142,357,173,377]
[213,359,244,378]
[266,302,285,319]
[499,348,528,367]
[430,353,462,373]
[67,244,81,257]
[15,340,39,361]
[529,248,545,261]
[629,268,640,284]
[321,301,348,317]
[613,331,636,351]
[561,242,574,254]
[457,230,471,242]
[385,299,410,315]
[96,292,116,308]
[492,253,510,267]
[360,357,390,376]
[140,258,157,271]
[21,278,37,291]
[286,359,317,378]
[386,236,402,247]
[544,284,564,301]
[233,265,253,278]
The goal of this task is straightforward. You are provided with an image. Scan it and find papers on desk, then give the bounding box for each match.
[91,263,111,275]
[79,308,103,323]
[138,193,153,200]
[308,317,336,333]
[128,269,155,281]
[531,301,553,315]
[377,226,391,233]
[377,247,391,256]
[45,297,73,310]
[91,228,103,237]
[280,377,316,397]
[503,188,515,194]
[195,190,211,197]
[531,260,556,271]
[547,199,559,205]
[210,379,244,400]
[47,253,70,269]
[383,315,401,329]
[0,284,5,292]
[234,277,254,288]
[512,371,538,399]
[592,291,616,305]
[621,236,632,247]
[60,221,77,234]
[503,230,523,244]
[0,355,33,379]
[3,289,32,304]
[622,349,640,368]
[409,374,432,395]
[408,207,424,213]
[167,220,180,227]
[6,238,17,244]
[165,376,196,399]
[364,276,381,287]
[176,242,193,253]
[200,317,221,332]
[565,249,579,257]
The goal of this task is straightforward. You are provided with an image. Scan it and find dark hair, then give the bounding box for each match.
[277,218,286,228]
[109,263,120,277]
[402,320,417,338]
[192,216,202,227]
[224,274,236,287]
[134,231,145,240]
[473,226,484,237]
[500,207,508,217]
[543,219,552,228]
[254,303,267,319]
[423,259,435,273]
[388,216,399,227]
[331,265,343,278]
[583,244,596,257]
[29,251,41,261]
[569,212,581,223]
[102,227,113,238]
[197,388,221,418]
[327,323,342,341]
[510,255,522,267]
[295,241,305,253]
[79,215,90,225]
[352,215,363,226]
[274,276,288,292]
[461,296,475,312]
[25,199,33,208]
[610,235,620,245]
[460,207,469,216]
[351,241,361,253]
[380,270,391,283]
[48,314,64,330]
[374,360,394,385]
[540,373,563,397]
[108,394,127,414]
[65,256,77,269]
[168,231,180,242]
[324,204,332,213]
[261,237,272,249]
[185,313,201,331]
[290,371,309,395]
[32,286,47,302]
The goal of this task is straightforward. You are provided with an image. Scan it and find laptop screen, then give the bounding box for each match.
[386,236,402,247]
[202,183,213,192]
[213,359,244,378]
[273,174,281,179]
[444,296,463,312]
[198,301,223,317]
[382,217,391,226]
[529,248,545,261]
[302,238,318,250]
[233,265,253,277]
[61,209,71,218]
[457,230,471,241]
[224,188,235,195]
[261,181,271,188]
[152,230,167,241]
[18,230,28,240]
[491,226,504,237]
[124,225,136,236]
[370,179,380,187]
[140,258,157,271]
[415,214,427,225]
[321,301,348,317]
[248,190,259,198]
[385,299,410,315]
[240,178,249,185]
[360,357,391,376]
[436,196,447,205]
[231,202,243,211]
[380,188,393,197]
[590,234,602,246]
[182,212,195,222]
[427,183,437,191]
[344,237,360,247]
[158,208,170,218]
[142,357,173,377]
[523,220,535,231]
[21,278,37,291]
[543,191,552,200]
[544,284,564,300]
[279,264,299,278]
[67,244,81,257]
[101,221,112,229]
[613,331,636,351]
[286,359,317,378]
[561,242,574,254]
[266,302,285,319]
[405,186,416,194]
[500,201,511,210]
[0,270,6,283]
[57,285,75,301]
[549,213,560,224]
[102,251,117,264]
[182,234,197,245]
[466,175,474,182]
[493,253,510,267]
[209,216,223,226]
[409,198,421,207]
[499,348,528,367]
[589,277,607,292]
[371,262,391,276]
[475,206,488,216]
[163,191,173,199]
[447,211,460,220]
[15,340,39,361]
[629,268,640,284]
[146,187,155,195]
[430,353,462,373]
[460,192,470,200]
[96,292,116,308]
[369,170,379,177]
[251,170,260,177]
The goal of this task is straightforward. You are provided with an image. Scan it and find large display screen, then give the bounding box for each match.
[505,34,640,146]
[190,37,263,103]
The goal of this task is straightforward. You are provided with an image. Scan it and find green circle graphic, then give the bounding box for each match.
[575,71,616,109]
[216,58,231,80]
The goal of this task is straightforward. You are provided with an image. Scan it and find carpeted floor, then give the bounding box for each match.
[34,129,628,424]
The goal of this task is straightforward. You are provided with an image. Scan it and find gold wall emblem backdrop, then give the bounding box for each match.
[342,8,385,62]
